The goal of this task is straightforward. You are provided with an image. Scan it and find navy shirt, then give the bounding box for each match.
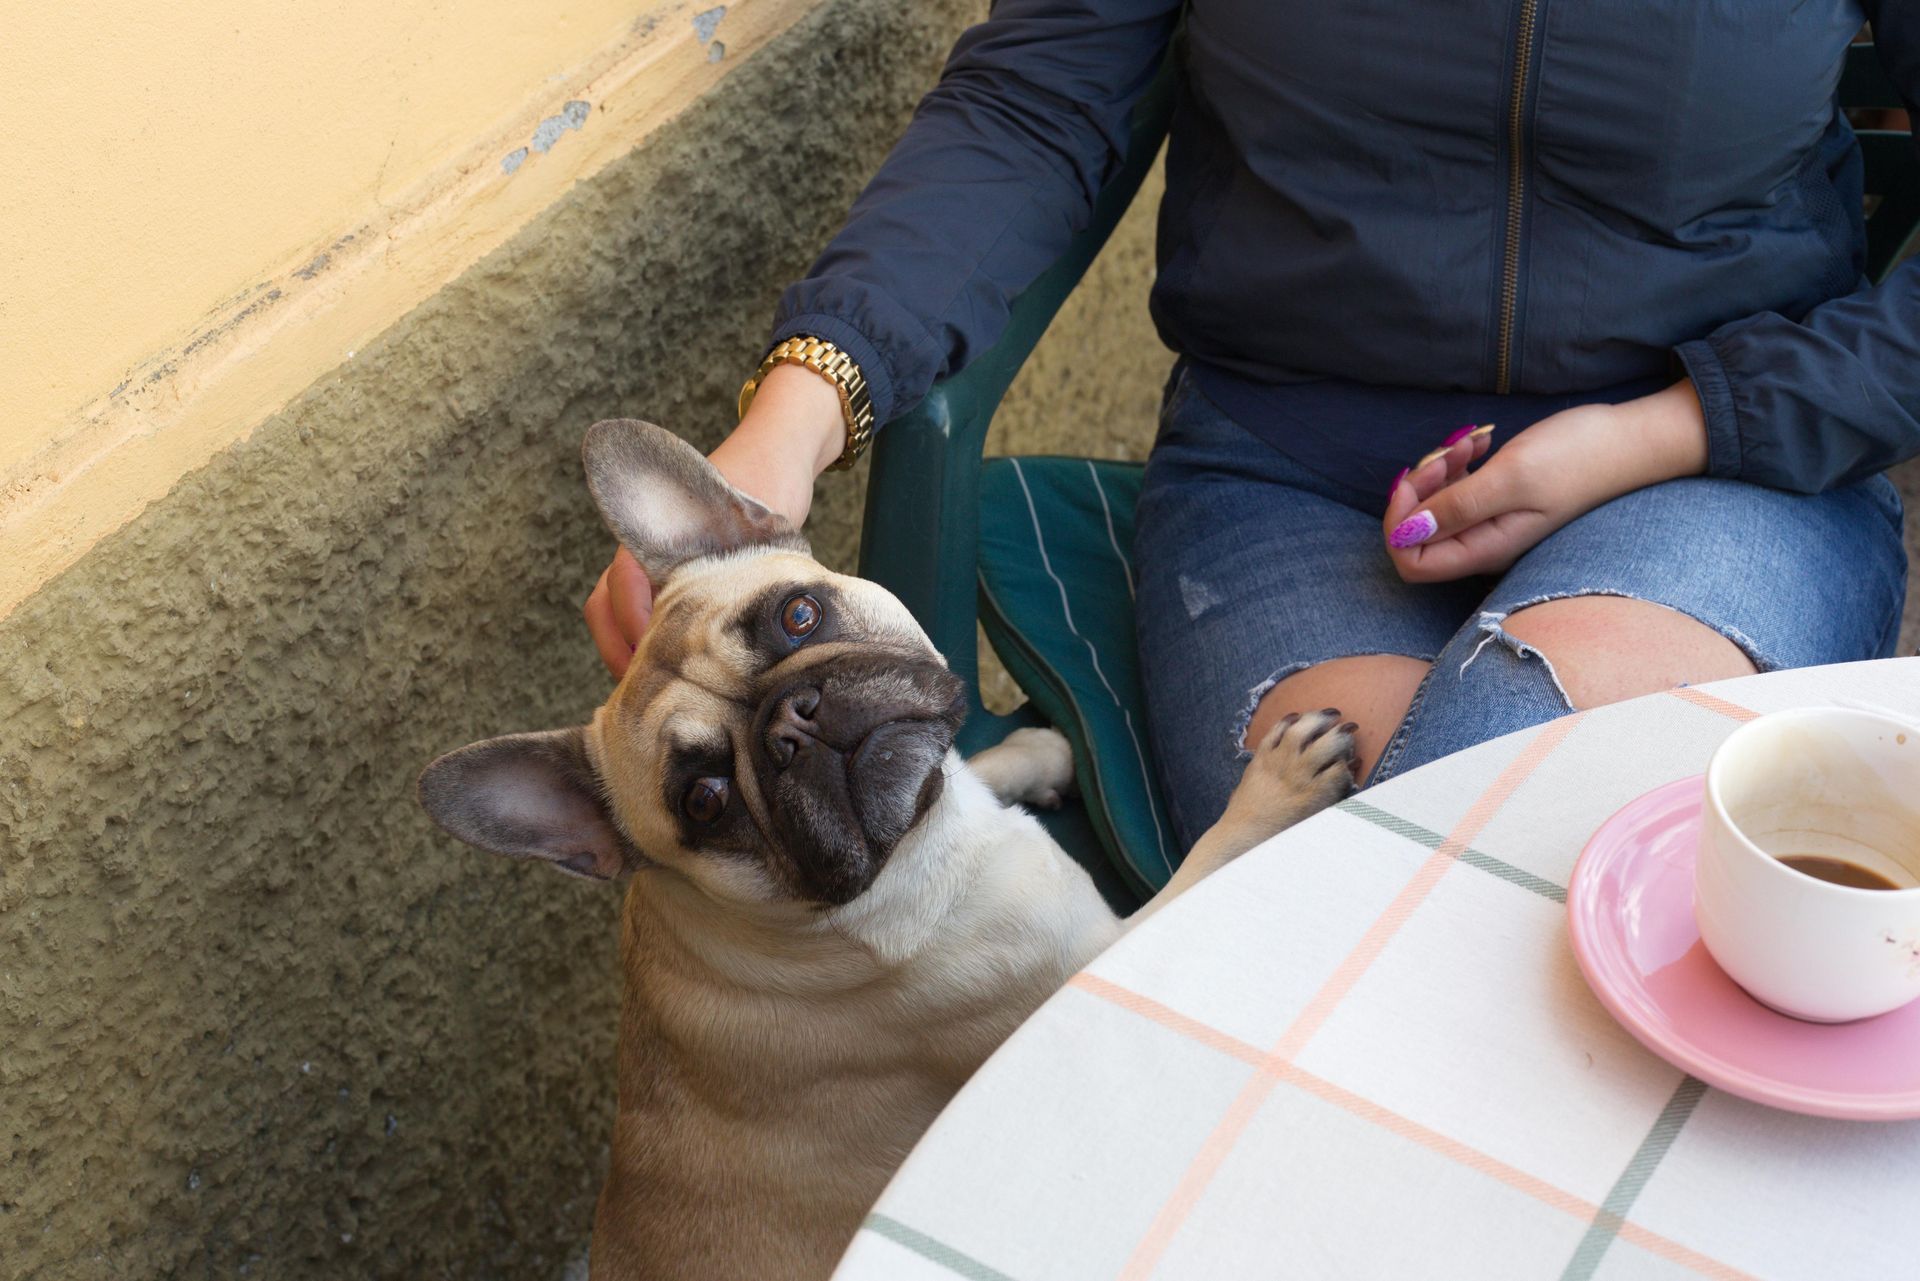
[772,2,1920,495]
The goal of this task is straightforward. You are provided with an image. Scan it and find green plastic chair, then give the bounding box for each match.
[858,46,1920,912]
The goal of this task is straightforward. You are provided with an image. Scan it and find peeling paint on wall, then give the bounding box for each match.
[696,9,728,63]
[693,6,728,45]
[532,99,592,154]
[505,99,590,173]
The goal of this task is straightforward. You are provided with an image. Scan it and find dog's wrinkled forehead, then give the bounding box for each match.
[616,550,931,710]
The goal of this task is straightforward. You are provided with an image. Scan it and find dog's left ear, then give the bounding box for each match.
[417,728,647,882]
[582,418,808,583]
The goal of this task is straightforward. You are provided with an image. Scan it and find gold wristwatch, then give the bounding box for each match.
[738,335,876,471]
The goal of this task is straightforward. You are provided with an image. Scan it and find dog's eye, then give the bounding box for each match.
[780,594,822,640]
[683,777,729,825]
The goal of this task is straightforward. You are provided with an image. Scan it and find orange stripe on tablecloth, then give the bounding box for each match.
[1613,1221,1758,1281]
[1071,975,1595,1216]
[1070,974,1267,1069]
[1668,687,1759,722]
[1070,974,1758,1281]
[1116,713,1586,1280]
[1276,710,1586,1060]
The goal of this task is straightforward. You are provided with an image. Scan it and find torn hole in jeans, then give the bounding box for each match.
[1233,651,1428,757]
[1458,593,1774,715]
[1234,663,1309,758]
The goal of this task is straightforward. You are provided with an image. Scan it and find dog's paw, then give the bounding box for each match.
[1227,708,1357,833]
[971,726,1077,810]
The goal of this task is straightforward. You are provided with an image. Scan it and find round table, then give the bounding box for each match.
[833,658,1920,1281]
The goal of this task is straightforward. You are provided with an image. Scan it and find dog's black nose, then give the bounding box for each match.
[766,686,823,770]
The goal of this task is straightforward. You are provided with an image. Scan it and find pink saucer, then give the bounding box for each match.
[1568,776,1920,1121]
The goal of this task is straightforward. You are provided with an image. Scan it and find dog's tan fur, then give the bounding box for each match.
[419,422,1356,1279]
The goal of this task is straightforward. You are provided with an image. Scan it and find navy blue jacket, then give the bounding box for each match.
[772,2,1920,494]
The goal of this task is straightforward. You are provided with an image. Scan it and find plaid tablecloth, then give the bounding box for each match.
[834,659,1920,1281]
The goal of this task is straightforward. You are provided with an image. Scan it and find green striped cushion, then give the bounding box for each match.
[977,456,1179,897]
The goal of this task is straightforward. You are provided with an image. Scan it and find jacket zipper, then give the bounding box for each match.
[1496,0,1542,394]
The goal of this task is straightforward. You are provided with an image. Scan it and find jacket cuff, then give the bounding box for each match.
[769,313,899,430]
[1673,337,1743,480]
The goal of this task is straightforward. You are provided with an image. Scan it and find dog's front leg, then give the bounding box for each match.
[1128,709,1356,929]
[966,726,1076,810]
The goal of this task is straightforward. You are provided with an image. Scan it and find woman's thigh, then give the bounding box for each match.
[1376,473,1909,780]
[1134,370,1484,848]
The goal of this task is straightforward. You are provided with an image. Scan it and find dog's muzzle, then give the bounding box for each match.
[754,654,965,904]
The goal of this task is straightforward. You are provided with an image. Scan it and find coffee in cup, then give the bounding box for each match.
[1694,707,1920,1023]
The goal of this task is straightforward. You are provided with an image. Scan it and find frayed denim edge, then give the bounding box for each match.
[1371,591,1774,788]
[1472,588,1778,681]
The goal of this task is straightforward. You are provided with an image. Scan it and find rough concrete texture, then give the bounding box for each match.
[0,2,1000,1276]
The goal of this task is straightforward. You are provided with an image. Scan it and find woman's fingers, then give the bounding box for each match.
[1385,424,1491,534]
[583,547,655,680]
[605,547,654,644]
[1386,442,1553,582]
[1392,509,1546,581]
[1398,424,1492,503]
[1389,467,1496,557]
[584,565,631,680]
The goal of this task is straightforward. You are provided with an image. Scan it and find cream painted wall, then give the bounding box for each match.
[0,0,821,619]
[5,0,649,455]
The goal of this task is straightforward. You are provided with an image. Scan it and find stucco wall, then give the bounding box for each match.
[0,2,1166,1276]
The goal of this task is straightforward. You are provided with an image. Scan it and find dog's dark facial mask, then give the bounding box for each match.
[418,420,964,907]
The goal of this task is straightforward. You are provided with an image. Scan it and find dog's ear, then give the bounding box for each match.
[417,728,647,882]
[581,419,808,582]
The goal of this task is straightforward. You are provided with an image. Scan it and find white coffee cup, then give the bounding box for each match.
[1695,706,1920,1023]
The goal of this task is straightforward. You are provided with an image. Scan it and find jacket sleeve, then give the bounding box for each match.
[1674,16,1920,494]
[769,0,1182,427]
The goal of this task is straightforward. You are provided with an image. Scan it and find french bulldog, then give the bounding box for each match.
[417,420,1356,1280]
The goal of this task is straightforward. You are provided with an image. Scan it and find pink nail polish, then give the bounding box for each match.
[1388,466,1409,497]
[1389,510,1438,549]
[1442,424,1477,448]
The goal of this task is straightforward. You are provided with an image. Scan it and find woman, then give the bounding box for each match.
[587,2,1917,851]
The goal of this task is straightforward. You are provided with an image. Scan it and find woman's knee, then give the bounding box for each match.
[1496,596,1757,709]
[1244,654,1432,781]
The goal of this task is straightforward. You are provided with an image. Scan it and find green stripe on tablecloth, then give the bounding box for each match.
[862,1213,1019,1281]
[1338,799,1567,903]
[1558,1076,1709,1280]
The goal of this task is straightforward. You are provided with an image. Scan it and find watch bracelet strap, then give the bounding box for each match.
[738,336,875,471]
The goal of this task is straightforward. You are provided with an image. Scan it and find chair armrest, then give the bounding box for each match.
[858,60,1177,736]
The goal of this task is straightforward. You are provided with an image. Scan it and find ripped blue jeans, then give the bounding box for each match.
[1134,363,1908,850]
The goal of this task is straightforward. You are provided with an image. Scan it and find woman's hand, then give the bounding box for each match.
[1382,380,1709,583]
[582,363,846,678]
